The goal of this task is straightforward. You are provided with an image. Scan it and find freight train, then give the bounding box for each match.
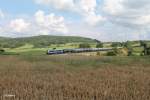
[47,48,113,55]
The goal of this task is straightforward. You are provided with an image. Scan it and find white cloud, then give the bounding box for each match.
[79,0,97,15]
[34,0,106,26]
[35,0,136,27]
[0,10,68,37]
[0,9,4,19]
[35,0,75,11]
[79,0,106,26]
[0,27,3,34]
[9,19,30,33]
[103,0,150,28]
[103,0,124,16]
[34,10,68,34]
[84,14,106,26]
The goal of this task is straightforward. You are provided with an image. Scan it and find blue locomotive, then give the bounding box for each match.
[47,50,64,55]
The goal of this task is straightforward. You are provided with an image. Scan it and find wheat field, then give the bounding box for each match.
[0,55,150,100]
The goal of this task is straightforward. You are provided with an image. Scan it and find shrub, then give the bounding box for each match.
[96,43,103,48]
[127,48,133,56]
[111,42,122,47]
[124,41,132,48]
[0,49,5,52]
[106,51,117,56]
[0,49,5,54]
[146,47,150,55]
[79,43,91,48]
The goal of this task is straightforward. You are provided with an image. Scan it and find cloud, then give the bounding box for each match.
[79,0,106,26]
[34,0,106,26]
[35,0,75,11]
[0,9,4,19]
[0,10,68,37]
[42,0,150,29]
[84,14,106,26]
[103,0,150,28]
[34,10,68,34]
[79,0,97,15]
[9,19,30,33]
[0,18,31,37]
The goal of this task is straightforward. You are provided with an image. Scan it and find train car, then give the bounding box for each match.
[47,50,64,55]
[63,49,74,53]
[47,48,114,55]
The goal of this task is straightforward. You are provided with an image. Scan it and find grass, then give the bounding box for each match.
[4,43,98,56]
[0,55,150,100]
[2,40,147,56]
[5,43,78,55]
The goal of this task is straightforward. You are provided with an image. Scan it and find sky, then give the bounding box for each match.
[0,0,150,41]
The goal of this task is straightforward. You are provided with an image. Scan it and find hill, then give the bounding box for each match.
[0,37,10,41]
[0,35,97,48]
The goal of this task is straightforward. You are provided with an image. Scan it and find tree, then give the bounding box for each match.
[140,41,150,56]
[124,41,132,48]
[0,47,5,54]
[127,49,132,56]
[79,43,91,48]
[147,47,150,55]
[143,46,150,56]
[143,43,148,55]
[0,49,5,52]
[111,42,122,47]
[96,42,103,48]
[94,39,101,43]
[106,51,117,56]
[140,41,145,47]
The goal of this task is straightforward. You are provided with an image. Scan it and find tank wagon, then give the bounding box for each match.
[47,48,113,55]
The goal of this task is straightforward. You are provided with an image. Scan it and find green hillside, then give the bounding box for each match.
[0,35,96,48]
[0,37,10,41]
[1,35,150,56]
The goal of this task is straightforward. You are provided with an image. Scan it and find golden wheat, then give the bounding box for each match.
[0,55,149,100]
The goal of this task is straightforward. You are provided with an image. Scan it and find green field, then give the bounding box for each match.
[0,35,98,55]
[0,41,147,56]
[1,35,150,56]
[3,43,96,55]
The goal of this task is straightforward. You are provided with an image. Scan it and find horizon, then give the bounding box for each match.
[0,34,149,42]
[0,0,150,41]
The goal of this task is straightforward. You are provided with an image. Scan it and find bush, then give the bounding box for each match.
[96,43,103,48]
[79,43,91,48]
[111,42,122,47]
[146,47,150,55]
[1,42,25,48]
[34,42,51,48]
[0,49,5,52]
[106,51,117,56]
[124,41,132,48]
[0,49,5,54]
[127,48,133,56]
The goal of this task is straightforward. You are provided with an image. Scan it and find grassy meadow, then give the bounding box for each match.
[0,55,150,100]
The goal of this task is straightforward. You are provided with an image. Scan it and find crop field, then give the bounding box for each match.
[0,55,150,100]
